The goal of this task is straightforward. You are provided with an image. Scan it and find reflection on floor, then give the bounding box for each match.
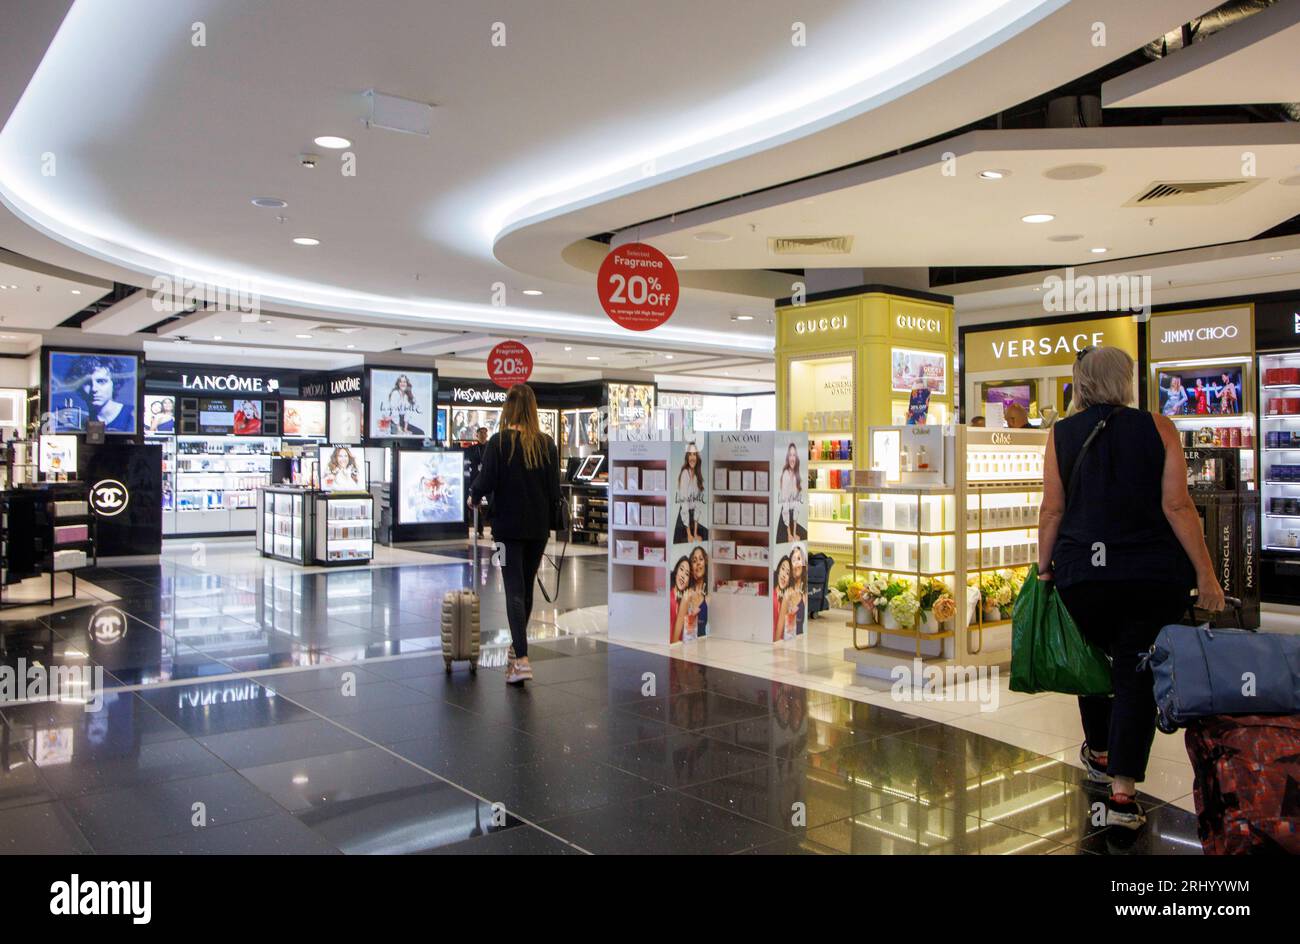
[0,546,1202,854]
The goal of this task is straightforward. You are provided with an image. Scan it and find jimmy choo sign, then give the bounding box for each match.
[1148,307,1252,361]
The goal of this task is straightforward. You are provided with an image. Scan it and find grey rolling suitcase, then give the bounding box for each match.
[441,507,481,673]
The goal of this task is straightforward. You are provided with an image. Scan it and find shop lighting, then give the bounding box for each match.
[70,289,81,294]
[1090,247,1107,254]
[292,237,320,246]
[1021,213,1054,223]
[313,135,351,149]
[522,289,543,296]
[251,197,288,209]
[978,169,1007,180]
[586,355,600,360]
[563,346,573,351]
[295,333,313,339]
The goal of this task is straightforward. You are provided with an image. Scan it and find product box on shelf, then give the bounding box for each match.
[728,469,742,491]
[755,503,769,527]
[626,467,640,490]
[713,540,735,561]
[613,501,626,525]
[615,539,639,560]
[641,546,665,563]
[611,466,626,489]
[727,503,740,525]
[740,502,755,526]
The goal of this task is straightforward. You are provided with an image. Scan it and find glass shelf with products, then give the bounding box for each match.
[1259,353,1300,568]
[848,487,959,657]
[315,494,374,564]
[173,435,279,531]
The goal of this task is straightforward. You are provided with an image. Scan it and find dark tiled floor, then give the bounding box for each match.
[0,557,1202,854]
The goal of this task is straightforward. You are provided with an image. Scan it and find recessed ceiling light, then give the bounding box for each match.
[1021,213,1055,224]
[70,289,82,295]
[667,253,688,260]
[563,346,573,351]
[978,169,1008,180]
[313,135,351,149]
[693,231,732,242]
[732,314,754,321]
[213,335,222,340]
[1270,255,1283,261]
[295,333,313,339]
[293,237,320,246]
[1090,247,1108,254]
[1032,287,1043,292]
[664,354,674,360]
[251,197,288,209]
[346,344,355,349]
[522,289,543,296]
[586,355,600,361]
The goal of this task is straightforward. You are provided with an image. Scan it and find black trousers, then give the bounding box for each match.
[499,538,547,658]
[1058,580,1190,782]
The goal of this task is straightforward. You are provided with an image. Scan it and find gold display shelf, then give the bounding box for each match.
[847,618,956,657]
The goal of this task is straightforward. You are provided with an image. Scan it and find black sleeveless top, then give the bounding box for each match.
[1050,404,1195,590]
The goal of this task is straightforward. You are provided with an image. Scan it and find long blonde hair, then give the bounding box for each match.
[500,383,546,469]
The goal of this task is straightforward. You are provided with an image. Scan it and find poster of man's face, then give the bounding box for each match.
[48,351,139,434]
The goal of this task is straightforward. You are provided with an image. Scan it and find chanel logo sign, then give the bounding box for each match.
[90,479,129,517]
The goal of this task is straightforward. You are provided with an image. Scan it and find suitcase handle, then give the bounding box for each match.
[1187,594,1251,631]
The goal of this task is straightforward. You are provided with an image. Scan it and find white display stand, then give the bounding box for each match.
[607,439,710,645]
[708,431,809,644]
[843,425,1047,681]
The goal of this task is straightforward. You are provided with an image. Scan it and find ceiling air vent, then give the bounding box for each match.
[768,235,854,255]
[1123,179,1260,208]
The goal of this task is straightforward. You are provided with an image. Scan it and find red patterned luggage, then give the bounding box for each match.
[1185,714,1300,855]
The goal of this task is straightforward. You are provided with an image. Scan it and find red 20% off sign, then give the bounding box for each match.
[487,340,533,388]
[597,242,679,331]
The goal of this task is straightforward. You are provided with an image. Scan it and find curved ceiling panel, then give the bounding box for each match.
[0,0,1213,355]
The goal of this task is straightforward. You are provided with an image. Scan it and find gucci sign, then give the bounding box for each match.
[793,314,849,335]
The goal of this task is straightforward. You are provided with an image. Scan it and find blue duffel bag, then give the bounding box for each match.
[1143,616,1300,734]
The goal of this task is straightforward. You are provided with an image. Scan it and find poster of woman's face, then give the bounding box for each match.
[368,368,434,438]
[453,408,500,442]
[143,395,175,435]
[47,351,139,434]
[319,444,367,492]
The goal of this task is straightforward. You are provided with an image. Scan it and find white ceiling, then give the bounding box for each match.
[1103,0,1300,108]
[949,234,1300,321]
[0,0,1213,358]
[0,249,111,330]
[623,124,1300,268]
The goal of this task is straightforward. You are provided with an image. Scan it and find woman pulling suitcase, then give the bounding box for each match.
[469,383,561,685]
[1037,346,1224,830]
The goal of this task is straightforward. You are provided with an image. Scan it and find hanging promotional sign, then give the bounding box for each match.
[487,340,533,388]
[597,242,679,331]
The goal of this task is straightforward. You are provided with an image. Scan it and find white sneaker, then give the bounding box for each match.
[506,658,533,685]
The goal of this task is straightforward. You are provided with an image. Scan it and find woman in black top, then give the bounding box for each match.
[1038,346,1224,830]
[469,383,561,685]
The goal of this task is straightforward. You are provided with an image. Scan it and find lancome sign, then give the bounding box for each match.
[181,373,279,393]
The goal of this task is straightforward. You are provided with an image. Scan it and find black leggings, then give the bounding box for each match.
[1058,580,1190,782]
[500,539,548,658]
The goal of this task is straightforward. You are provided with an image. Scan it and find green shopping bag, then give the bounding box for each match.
[1009,565,1112,696]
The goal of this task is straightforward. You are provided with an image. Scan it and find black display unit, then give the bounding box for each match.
[78,441,163,557]
[563,455,607,545]
[1185,446,1260,628]
[387,446,466,543]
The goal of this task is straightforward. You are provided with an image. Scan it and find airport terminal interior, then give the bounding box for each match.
[1,0,1299,857]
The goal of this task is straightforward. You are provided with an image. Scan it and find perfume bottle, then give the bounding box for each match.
[900,445,911,473]
[917,446,929,470]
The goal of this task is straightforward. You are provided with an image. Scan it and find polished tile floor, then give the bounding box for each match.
[0,550,1202,854]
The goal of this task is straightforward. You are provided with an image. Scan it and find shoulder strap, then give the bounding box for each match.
[1064,407,1123,512]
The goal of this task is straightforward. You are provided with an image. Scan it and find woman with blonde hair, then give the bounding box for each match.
[469,383,560,684]
[1038,345,1223,829]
